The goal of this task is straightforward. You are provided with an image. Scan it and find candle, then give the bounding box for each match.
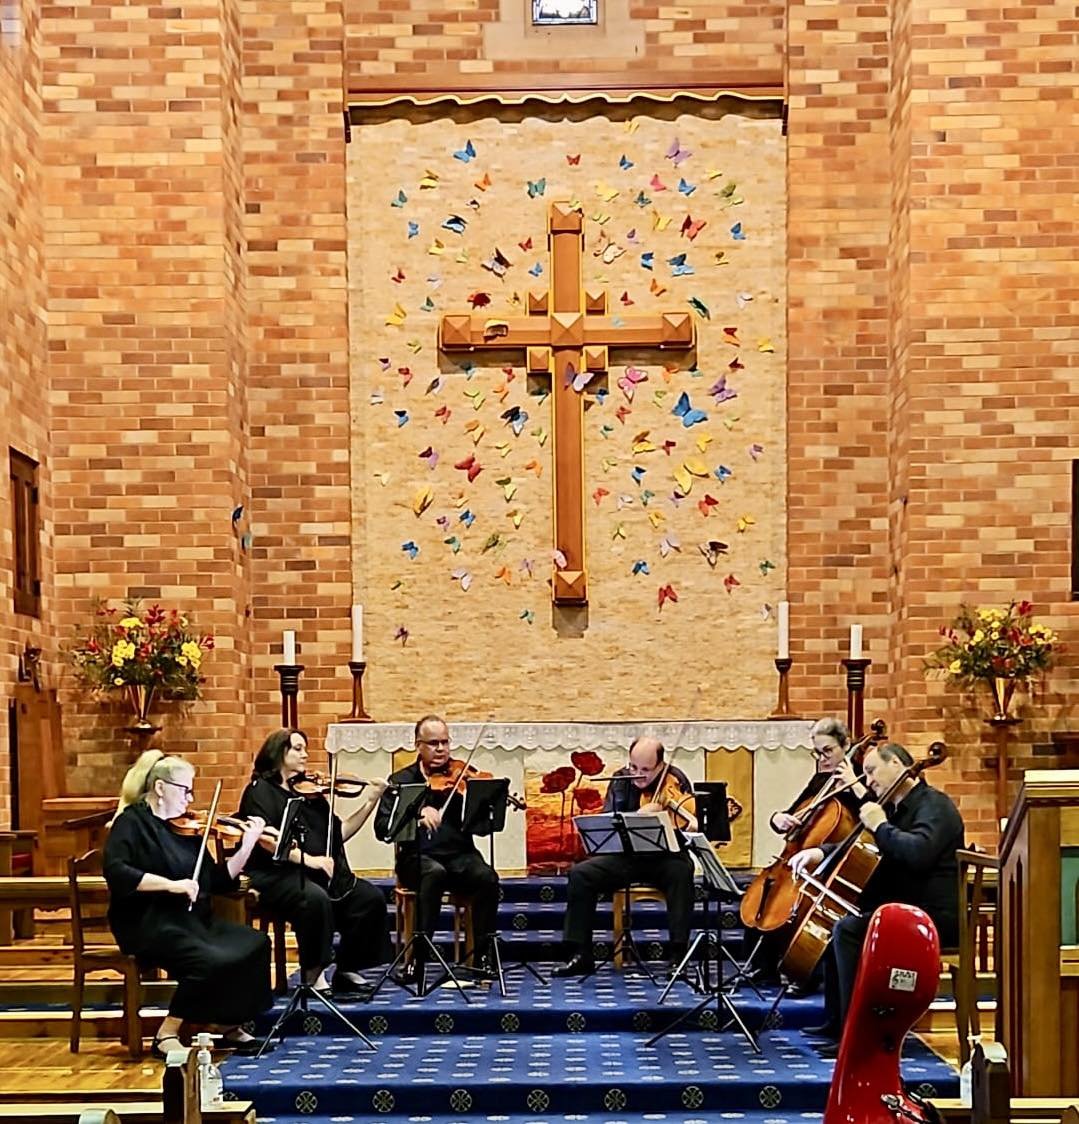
[351,605,364,663]
[777,601,790,660]
[849,624,863,661]
[282,629,296,665]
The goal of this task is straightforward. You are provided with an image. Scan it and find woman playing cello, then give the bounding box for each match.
[103,749,273,1057]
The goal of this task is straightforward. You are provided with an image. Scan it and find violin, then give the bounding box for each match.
[288,771,369,799]
[170,812,280,851]
[653,772,697,831]
[425,758,526,811]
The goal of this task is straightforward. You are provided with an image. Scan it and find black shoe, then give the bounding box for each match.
[397,960,423,986]
[786,981,820,999]
[551,952,596,978]
[151,1033,186,1061]
[331,980,374,1001]
[816,1041,839,1059]
[803,1020,840,1040]
[224,1034,273,1057]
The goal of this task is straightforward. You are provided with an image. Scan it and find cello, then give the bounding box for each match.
[779,741,947,984]
[739,720,886,932]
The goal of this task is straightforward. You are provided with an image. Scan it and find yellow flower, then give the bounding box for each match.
[111,639,135,667]
[949,659,963,675]
[119,616,143,629]
[177,656,187,667]
[113,677,124,686]
[180,641,202,668]
[971,629,984,644]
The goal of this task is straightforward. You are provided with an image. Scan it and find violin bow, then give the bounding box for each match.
[324,747,340,862]
[189,780,222,912]
[440,723,489,810]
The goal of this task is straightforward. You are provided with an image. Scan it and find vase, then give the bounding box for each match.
[987,676,1017,721]
[125,684,157,731]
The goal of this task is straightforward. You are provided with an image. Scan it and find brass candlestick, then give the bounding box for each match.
[340,661,374,723]
[768,657,799,719]
[841,657,872,741]
[274,664,304,729]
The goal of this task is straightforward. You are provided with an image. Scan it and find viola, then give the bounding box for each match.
[288,771,369,800]
[739,719,887,933]
[652,771,697,831]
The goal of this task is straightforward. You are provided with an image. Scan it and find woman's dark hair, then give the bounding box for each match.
[252,727,308,781]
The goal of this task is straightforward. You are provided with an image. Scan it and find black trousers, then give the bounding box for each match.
[249,867,388,972]
[562,852,695,951]
[396,850,500,957]
[824,908,958,1027]
[147,914,272,1026]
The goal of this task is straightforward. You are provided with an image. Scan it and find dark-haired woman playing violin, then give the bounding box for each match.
[373,714,500,977]
[103,750,273,1057]
[238,728,389,997]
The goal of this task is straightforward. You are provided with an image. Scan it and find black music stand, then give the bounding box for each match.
[368,782,471,1003]
[461,778,548,996]
[573,811,674,984]
[257,798,376,1056]
[645,832,760,1053]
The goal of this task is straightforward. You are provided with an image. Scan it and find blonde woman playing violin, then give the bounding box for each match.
[103,749,272,1058]
[238,728,388,998]
[552,736,696,979]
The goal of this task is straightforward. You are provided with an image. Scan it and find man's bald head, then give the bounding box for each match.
[627,736,665,789]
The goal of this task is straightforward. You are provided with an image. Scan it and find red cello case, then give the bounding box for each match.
[824,902,942,1124]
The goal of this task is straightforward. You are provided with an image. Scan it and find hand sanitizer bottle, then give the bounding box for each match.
[195,1032,224,1108]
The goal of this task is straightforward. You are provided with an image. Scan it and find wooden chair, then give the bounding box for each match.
[611,884,666,969]
[68,849,144,1059]
[249,899,290,995]
[945,848,998,1065]
[394,884,474,965]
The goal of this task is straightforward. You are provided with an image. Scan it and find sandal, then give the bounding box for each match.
[151,1033,185,1060]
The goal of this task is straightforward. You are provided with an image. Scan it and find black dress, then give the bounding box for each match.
[238,776,388,973]
[103,801,272,1026]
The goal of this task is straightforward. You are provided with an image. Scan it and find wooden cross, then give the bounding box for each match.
[439,202,696,606]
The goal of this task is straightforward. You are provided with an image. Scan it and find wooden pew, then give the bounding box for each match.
[2,1048,256,1122]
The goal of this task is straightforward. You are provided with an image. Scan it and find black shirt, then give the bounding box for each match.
[771,768,865,832]
[832,778,965,939]
[238,775,346,887]
[103,801,236,953]
[374,760,480,861]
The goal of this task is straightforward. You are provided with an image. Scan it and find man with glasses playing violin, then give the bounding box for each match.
[374,715,501,981]
[788,741,964,1046]
[552,736,696,979]
[238,728,389,999]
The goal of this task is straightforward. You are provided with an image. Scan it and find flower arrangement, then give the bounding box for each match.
[68,599,214,702]
[926,600,1057,686]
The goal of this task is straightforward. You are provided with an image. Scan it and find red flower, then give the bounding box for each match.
[570,750,604,777]
[573,788,604,812]
[541,766,577,794]
[1017,600,1034,616]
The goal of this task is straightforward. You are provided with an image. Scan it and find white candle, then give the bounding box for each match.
[282,629,296,665]
[849,624,863,660]
[777,601,790,660]
[351,605,364,663]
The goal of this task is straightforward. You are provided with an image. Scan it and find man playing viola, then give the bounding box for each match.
[552,736,696,978]
[374,715,500,977]
[789,742,965,1043]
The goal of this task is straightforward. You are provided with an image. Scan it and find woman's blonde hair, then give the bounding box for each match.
[117,749,192,813]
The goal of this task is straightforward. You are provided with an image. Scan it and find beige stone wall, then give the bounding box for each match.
[347,102,786,722]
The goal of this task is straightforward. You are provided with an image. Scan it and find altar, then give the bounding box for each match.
[326,719,813,874]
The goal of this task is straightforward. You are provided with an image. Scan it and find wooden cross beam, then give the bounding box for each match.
[439,202,696,606]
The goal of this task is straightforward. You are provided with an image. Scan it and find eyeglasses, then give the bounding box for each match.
[419,738,450,748]
[161,779,194,799]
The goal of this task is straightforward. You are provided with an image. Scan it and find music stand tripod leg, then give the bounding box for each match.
[658,930,706,1004]
[485,935,549,999]
[415,932,472,1002]
[257,981,378,1058]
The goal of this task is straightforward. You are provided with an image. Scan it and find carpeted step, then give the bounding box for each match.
[221,1028,956,1119]
[251,1111,825,1124]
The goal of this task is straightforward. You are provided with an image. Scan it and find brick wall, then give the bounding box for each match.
[41,0,252,798]
[0,0,49,826]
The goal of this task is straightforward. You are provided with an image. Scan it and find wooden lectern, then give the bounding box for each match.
[998,769,1079,1095]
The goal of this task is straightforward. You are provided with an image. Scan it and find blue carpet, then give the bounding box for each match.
[224,972,957,1124]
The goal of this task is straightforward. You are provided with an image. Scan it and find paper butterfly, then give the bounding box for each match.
[394,626,409,645]
[659,533,681,558]
[634,191,651,207]
[481,248,512,277]
[714,465,733,483]
[730,222,746,241]
[527,178,546,198]
[698,540,729,568]
[418,446,439,469]
[671,391,708,428]
[453,139,476,163]
[391,189,407,208]
[529,262,543,277]
[454,455,483,483]
[677,178,696,196]
[592,487,609,506]
[650,174,668,192]
[681,216,707,241]
[640,252,654,271]
[468,291,491,308]
[749,443,764,461]
[450,568,473,591]
[475,172,491,190]
[658,583,679,609]
[759,559,776,575]
[697,494,719,516]
[442,215,467,234]
[688,297,711,320]
[737,513,756,532]
[501,406,528,437]
[481,533,503,554]
[566,154,581,165]
[618,366,648,401]
[553,549,568,569]
[625,228,639,244]
[631,560,650,576]
[434,405,451,424]
[724,573,740,593]
[401,540,420,560]
[520,609,535,624]
[566,364,599,394]
[710,376,738,404]
[619,154,634,170]
[443,535,461,553]
[665,137,692,166]
[460,509,476,527]
[393,409,409,428]
[630,466,646,485]
[407,222,419,239]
